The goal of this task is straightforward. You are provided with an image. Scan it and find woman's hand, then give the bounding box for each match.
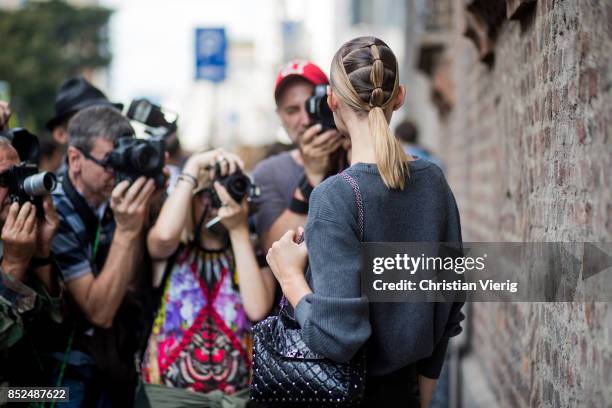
[266,228,308,287]
[214,181,248,231]
[183,148,245,183]
[267,228,312,307]
[182,149,219,182]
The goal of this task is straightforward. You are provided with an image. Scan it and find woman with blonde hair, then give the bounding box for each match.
[140,149,275,406]
[266,36,464,407]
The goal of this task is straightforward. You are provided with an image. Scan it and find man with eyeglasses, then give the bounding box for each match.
[50,105,155,406]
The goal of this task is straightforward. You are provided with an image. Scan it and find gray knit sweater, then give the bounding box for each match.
[295,159,464,378]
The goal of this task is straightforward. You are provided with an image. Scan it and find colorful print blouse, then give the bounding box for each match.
[141,245,252,394]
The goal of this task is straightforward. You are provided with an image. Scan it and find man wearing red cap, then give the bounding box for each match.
[252,60,345,253]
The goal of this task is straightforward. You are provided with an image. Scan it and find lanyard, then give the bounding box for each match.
[92,223,101,261]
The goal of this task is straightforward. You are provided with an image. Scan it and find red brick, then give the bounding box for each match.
[577,120,586,144]
[579,31,590,59]
[579,67,598,102]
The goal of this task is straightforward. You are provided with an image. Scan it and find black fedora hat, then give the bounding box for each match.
[46,76,123,130]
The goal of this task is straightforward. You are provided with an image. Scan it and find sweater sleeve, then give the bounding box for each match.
[417,186,465,379]
[294,180,371,363]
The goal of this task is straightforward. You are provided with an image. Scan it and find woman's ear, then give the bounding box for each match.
[393,85,406,111]
[327,86,338,112]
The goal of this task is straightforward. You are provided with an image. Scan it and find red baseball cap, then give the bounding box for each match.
[274,60,329,103]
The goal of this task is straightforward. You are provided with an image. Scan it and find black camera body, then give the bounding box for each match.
[107,137,166,189]
[0,164,57,217]
[210,164,260,209]
[305,84,336,131]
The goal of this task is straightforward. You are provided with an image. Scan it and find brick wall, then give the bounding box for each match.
[438,0,612,406]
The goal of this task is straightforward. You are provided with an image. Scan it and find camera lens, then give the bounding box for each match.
[230,178,247,194]
[22,172,57,196]
[132,144,159,172]
[225,174,250,203]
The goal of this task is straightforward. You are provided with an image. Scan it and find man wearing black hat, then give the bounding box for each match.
[46,77,122,172]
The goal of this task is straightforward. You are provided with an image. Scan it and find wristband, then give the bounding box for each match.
[177,173,198,189]
[298,174,315,202]
[289,196,309,215]
[31,254,54,268]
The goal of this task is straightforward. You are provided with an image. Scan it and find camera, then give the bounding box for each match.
[0,128,40,164]
[209,163,260,209]
[106,137,166,189]
[0,164,57,217]
[305,84,336,131]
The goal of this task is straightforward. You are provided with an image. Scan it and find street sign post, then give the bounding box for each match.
[195,28,227,82]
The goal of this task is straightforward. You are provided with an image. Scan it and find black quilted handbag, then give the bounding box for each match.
[250,172,366,407]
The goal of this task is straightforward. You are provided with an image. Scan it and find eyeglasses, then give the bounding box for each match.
[77,148,110,169]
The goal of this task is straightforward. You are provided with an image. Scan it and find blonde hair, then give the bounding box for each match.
[330,36,409,189]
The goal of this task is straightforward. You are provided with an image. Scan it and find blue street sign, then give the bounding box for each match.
[195,28,227,82]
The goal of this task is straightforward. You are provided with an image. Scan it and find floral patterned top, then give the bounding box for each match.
[141,244,252,394]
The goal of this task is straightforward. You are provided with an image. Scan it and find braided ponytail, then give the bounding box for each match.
[330,37,409,190]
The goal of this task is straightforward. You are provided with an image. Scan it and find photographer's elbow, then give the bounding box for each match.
[147,233,179,260]
[88,312,113,329]
[85,299,114,329]
[245,305,271,323]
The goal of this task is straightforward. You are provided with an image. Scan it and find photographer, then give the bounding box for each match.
[50,105,155,405]
[0,136,63,386]
[252,60,348,253]
[139,149,275,404]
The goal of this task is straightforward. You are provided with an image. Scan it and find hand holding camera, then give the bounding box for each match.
[111,176,156,239]
[299,124,343,185]
[0,163,58,217]
[300,84,346,185]
[182,148,245,182]
[213,180,249,231]
[183,148,223,181]
[35,194,59,257]
[1,202,37,280]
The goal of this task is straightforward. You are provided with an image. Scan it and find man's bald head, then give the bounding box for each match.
[0,136,20,168]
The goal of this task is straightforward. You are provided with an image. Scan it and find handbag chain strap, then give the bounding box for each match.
[339,172,364,241]
[279,172,363,311]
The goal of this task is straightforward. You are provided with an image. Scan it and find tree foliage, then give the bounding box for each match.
[0,0,112,133]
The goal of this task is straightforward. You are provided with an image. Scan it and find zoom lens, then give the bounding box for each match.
[22,172,57,196]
